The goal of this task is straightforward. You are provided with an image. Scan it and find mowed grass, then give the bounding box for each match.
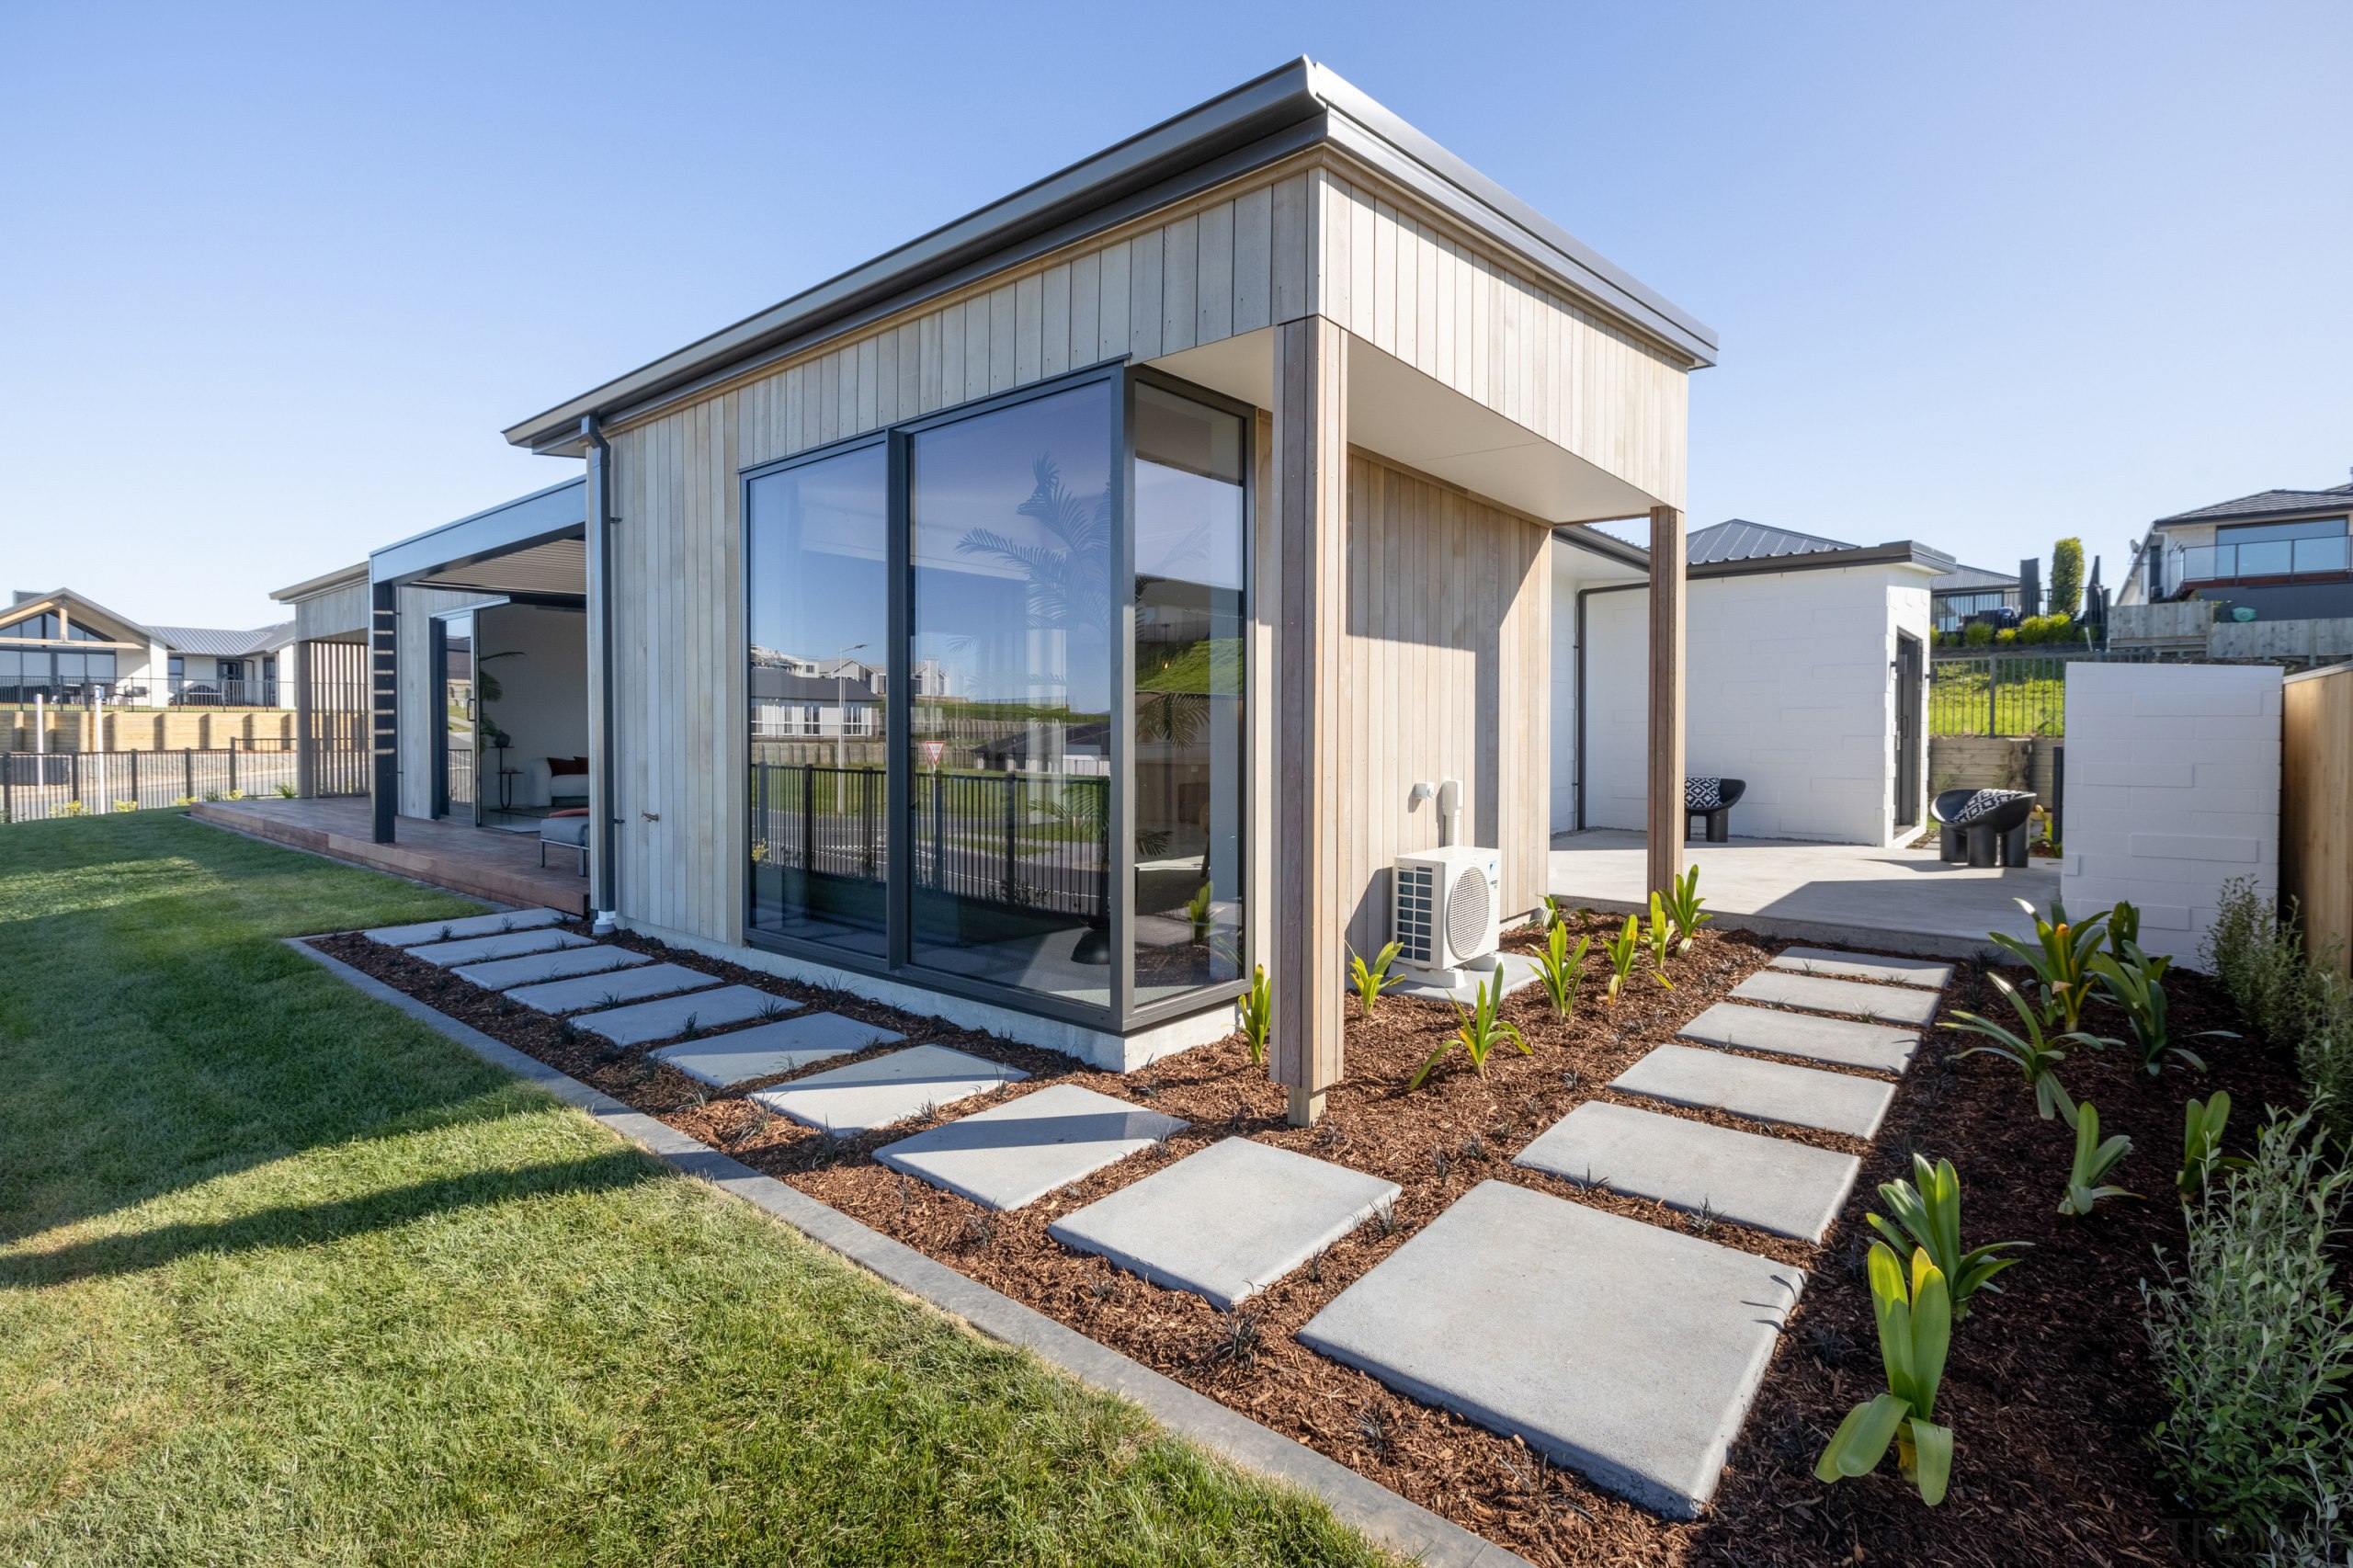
[0,813,1383,1567]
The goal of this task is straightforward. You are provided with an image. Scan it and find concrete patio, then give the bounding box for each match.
[1550,828,2054,960]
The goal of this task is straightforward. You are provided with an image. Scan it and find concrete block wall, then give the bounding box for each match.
[2060,662,2281,968]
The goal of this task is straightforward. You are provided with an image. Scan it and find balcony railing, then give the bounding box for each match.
[164,676,279,708]
[2170,536,2350,587]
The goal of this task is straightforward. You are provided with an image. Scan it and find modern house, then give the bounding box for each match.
[2117,473,2353,618]
[2,588,295,708]
[1552,519,1947,846]
[242,60,1712,1120]
[1929,562,2024,633]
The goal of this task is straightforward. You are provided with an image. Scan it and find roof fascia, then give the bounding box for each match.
[369,479,587,589]
[271,562,369,603]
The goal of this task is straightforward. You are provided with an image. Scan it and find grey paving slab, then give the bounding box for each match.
[1297,1180,1802,1520]
[573,985,782,1048]
[877,1084,1188,1210]
[1612,1042,1896,1140]
[751,1044,1029,1137]
[1768,946,1954,991]
[1676,1002,1918,1074]
[364,907,567,947]
[1050,1137,1402,1309]
[404,928,594,967]
[505,961,722,1015]
[651,1012,904,1089]
[1513,1101,1862,1243]
[453,944,652,990]
[1727,968,1941,1027]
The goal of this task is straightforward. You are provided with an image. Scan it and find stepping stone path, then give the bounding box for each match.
[1677,1001,1917,1074]
[1297,1181,1802,1520]
[1612,1041,1895,1139]
[752,1044,1027,1137]
[1727,968,1940,1027]
[574,984,782,1049]
[405,928,594,967]
[1514,1100,1861,1242]
[454,944,652,990]
[1768,946,1954,989]
[505,962,720,1015]
[652,1013,905,1090]
[878,1084,1187,1210]
[1049,1137,1401,1309]
[365,907,568,946]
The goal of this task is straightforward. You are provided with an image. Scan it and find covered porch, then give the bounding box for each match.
[192,793,591,915]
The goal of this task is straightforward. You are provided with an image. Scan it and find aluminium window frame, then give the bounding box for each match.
[734,359,1256,1036]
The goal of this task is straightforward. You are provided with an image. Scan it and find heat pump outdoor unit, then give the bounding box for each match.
[1392,846,1502,986]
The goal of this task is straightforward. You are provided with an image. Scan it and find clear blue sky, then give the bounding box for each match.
[5,1,2347,628]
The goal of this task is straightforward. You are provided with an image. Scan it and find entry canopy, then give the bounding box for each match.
[369,478,587,596]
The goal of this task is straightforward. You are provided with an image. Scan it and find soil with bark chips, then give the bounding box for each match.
[315,913,2305,1566]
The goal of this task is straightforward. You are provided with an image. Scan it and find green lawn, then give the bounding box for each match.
[0,813,1382,1566]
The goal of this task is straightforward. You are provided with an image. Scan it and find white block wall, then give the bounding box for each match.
[1556,543,1933,846]
[2061,662,2281,968]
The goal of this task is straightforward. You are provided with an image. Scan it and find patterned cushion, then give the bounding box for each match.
[1685,777,1723,812]
[1950,788,2033,824]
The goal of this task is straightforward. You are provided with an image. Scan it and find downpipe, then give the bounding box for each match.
[584,414,620,937]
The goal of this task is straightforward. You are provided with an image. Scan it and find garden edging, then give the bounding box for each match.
[287,937,1529,1568]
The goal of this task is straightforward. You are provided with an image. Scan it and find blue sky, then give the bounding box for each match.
[4,2,2347,628]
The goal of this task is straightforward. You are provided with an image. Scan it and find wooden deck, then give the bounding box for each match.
[191,796,591,916]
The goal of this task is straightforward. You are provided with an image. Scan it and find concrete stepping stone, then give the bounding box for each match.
[877,1084,1187,1210]
[404,928,594,967]
[365,907,567,947]
[453,944,651,990]
[1297,1180,1802,1520]
[573,985,781,1048]
[505,962,720,1015]
[1769,946,1953,991]
[1514,1100,1862,1243]
[1728,969,1940,1027]
[650,1012,904,1089]
[750,1044,1028,1137]
[1612,1042,1896,1140]
[1049,1137,1401,1309]
[1677,1002,1918,1074]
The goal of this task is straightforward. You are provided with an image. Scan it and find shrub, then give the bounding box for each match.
[1347,941,1400,1019]
[2302,972,2353,1145]
[1410,974,1530,1089]
[1602,914,1642,1005]
[110,800,136,813]
[1237,965,1271,1065]
[2089,939,2237,1075]
[1643,892,1678,983]
[2049,537,2086,619]
[1815,1243,1954,1506]
[1531,920,1589,1020]
[2203,876,2313,1046]
[1661,864,1711,954]
[60,800,87,816]
[1992,894,2108,1032]
[1947,972,2097,1123]
[1963,619,1995,648]
[2143,1107,2353,1551]
[275,781,297,799]
[2180,1092,2248,1198]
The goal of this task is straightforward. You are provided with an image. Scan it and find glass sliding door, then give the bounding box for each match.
[907,381,1116,1005]
[746,440,890,957]
[1129,382,1246,1003]
[435,612,476,820]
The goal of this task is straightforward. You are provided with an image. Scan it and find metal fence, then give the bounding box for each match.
[1,744,301,824]
[750,763,1110,917]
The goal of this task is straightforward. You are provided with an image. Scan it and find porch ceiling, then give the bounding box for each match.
[414,538,586,597]
[1153,327,1664,526]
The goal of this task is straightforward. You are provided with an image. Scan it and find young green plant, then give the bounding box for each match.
[2058,1101,2139,1216]
[1237,964,1272,1066]
[1643,892,1679,985]
[1532,920,1590,1020]
[1945,973,2108,1124]
[2178,1091,2248,1197]
[1815,1243,1954,1506]
[1989,895,2108,1032]
[1866,1153,2029,1320]
[1185,881,1217,944]
[1661,864,1711,954]
[1347,940,1402,1019]
[1603,914,1642,1005]
[1410,975,1531,1089]
[2088,940,2237,1075]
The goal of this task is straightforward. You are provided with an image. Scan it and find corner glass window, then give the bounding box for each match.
[908,381,1116,1004]
[747,442,890,958]
[1130,384,1246,1003]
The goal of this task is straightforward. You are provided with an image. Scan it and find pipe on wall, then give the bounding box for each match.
[583,415,620,934]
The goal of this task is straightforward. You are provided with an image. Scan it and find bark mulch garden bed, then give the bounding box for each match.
[313,914,2304,1567]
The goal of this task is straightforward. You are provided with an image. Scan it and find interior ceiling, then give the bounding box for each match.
[415,538,587,597]
[1149,327,1662,526]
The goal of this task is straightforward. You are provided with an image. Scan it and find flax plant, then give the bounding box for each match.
[1603,915,1642,1005]
[1990,895,2108,1032]
[1410,975,1531,1089]
[1532,920,1590,1020]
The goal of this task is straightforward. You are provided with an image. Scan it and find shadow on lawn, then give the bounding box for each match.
[1,1148,657,1286]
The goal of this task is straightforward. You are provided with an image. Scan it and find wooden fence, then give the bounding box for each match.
[2283,663,2353,977]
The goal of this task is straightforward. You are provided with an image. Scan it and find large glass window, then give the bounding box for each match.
[747,442,891,957]
[1131,384,1246,1003]
[909,382,1116,1004]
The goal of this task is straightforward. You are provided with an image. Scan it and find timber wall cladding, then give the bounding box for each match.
[2283,665,2353,978]
[395,585,499,820]
[1337,451,1551,960]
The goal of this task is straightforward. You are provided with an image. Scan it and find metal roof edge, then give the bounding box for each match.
[2153,494,2353,527]
[3,586,156,643]
[369,477,587,587]
[270,562,369,604]
[1552,532,1952,579]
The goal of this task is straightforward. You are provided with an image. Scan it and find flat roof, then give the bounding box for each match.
[369,478,586,589]
[503,58,1715,456]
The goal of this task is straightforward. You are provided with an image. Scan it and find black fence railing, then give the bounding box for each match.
[749,763,1110,918]
[1,744,301,823]
[1928,649,2165,737]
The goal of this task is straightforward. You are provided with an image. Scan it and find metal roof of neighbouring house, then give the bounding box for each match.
[147,622,296,658]
[1929,563,2020,594]
[1686,518,1854,565]
[750,669,881,703]
[2156,481,2353,526]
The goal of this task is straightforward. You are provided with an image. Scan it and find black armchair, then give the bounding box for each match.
[1685,777,1746,843]
[1931,788,2036,868]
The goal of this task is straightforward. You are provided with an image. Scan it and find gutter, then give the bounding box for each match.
[584,415,620,934]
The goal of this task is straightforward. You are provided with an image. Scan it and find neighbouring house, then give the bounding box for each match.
[259,60,1715,1113]
[1,587,295,709]
[2117,472,2353,617]
[1929,562,2023,633]
[1552,519,1948,846]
